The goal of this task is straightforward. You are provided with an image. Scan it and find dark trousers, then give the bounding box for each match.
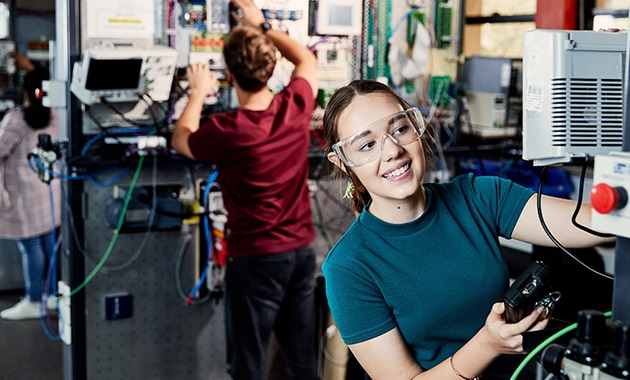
[224,244,318,380]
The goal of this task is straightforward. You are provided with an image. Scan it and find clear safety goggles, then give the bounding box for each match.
[331,108,426,167]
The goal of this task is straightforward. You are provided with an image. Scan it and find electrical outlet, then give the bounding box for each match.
[57,281,72,345]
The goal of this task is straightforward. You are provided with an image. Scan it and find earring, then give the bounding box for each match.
[343,179,354,199]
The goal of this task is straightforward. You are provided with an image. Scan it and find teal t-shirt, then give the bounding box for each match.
[322,174,534,370]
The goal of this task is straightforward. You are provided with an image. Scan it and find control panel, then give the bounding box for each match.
[591,152,630,238]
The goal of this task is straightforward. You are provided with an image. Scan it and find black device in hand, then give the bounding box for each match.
[503,261,560,323]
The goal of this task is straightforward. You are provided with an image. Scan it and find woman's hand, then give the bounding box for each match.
[481,302,549,355]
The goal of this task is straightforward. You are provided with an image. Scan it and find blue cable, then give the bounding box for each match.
[186,168,219,304]
[88,167,132,187]
[28,155,134,186]
[48,183,58,295]
[28,156,91,181]
[81,126,154,156]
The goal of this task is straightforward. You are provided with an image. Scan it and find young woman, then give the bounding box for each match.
[321,80,614,379]
[0,56,60,321]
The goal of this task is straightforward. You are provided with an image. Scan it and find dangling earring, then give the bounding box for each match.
[343,179,354,199]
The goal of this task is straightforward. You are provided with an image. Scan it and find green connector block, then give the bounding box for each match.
[435,0,452,49]
[407,11,426,45]
[429,75,450,107]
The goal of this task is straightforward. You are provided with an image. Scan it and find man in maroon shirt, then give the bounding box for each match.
[171,0,318,379]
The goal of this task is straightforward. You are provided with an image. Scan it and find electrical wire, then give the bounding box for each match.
[384,5,461,183]
[536,166,614,281]
[59,154,146,300]
[509,311,613,380]
[175,227,210,305]
[571,158,616,238]
[28,154,134,186]
[87,167,132,187]
[175,230,211,305]
[386,6,430,113]
[138,92,171,132]
[96,154,159,272]
[185,168,219,305]
[81,126,154,156]
[98,96,166,128]
[62,188,104,266]
[60,172,151,273]
[85,105,120,134]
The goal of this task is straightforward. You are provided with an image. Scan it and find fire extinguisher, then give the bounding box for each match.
[205,183,228,302]
[210,213,228,267]
[207,213,227,302]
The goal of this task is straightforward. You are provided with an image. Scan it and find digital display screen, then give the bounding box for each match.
[84,58,143,91]
[328,5,352,27]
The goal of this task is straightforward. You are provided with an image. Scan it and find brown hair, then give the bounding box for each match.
[323,80,435,215]
[223,26,277,92]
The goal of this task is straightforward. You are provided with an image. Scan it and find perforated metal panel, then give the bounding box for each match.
[0,239,24,291]
[80,166,229,380]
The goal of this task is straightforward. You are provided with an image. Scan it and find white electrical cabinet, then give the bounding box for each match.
[522,30,626,166]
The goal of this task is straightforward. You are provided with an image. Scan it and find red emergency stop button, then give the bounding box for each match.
[591,183,622,214]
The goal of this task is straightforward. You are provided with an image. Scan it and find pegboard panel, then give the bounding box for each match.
[79,165,229,380]
[0,239,24,291]
[309,177,356,262]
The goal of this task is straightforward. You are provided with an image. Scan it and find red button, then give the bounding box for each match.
[591,183,619,214]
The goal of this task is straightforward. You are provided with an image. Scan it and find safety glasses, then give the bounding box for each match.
[331,108,426,167]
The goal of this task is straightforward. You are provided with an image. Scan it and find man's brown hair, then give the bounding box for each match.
[223,26,277,92]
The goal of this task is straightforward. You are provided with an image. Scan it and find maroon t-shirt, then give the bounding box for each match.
[187,78,316,257]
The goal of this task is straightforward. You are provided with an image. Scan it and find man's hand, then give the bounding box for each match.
[186,62,217,97]
[230,0,265,30]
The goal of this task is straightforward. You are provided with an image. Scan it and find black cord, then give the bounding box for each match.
[98,96,160,128]
[138,92,171,133]
[536,166,614,280]
[85,106,118,134]
[571,159,616,238]
[138,94,161,131]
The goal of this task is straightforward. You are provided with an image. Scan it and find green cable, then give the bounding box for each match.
[509,310,613,380]
[63,154,146,299]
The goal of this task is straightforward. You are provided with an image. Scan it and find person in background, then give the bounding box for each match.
[0,52,60,321]
[171,0,319,378]
[321,79,615,380]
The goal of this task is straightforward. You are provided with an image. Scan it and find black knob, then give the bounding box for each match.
[576,310,607,346]
[541,343,566,374]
